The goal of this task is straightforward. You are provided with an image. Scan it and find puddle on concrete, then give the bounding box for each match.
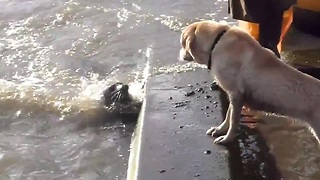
[226,113,320,180]
[257,115,320,180]
[229,124,283,180]
[214,89,282,180]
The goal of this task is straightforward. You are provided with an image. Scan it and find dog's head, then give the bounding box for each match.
[103,82,132,107]
[179,20,230,65]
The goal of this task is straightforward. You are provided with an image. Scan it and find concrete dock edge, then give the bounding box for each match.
[127,68,231,180]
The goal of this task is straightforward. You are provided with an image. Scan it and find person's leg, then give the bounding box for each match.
[258,12,283,58]
[278,7,294,52]
[238,20,260,40]
[238,8,293,55]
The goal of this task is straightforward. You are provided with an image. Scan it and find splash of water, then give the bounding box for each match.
[0,0,236,121]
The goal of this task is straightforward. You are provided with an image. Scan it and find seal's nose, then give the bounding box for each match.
[121,84,129,92]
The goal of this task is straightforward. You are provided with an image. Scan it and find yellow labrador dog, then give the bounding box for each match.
[179,20,320,144]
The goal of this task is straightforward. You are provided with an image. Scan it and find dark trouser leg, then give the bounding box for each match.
[258,12,283,58]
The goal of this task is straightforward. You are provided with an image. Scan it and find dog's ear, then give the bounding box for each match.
[184,27,208,64]
[181,25,197,59]
[185,35,196,60]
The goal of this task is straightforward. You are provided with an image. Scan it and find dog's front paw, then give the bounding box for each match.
[206,127,216,135]
[206,127,227,136]
[213,135,234,144]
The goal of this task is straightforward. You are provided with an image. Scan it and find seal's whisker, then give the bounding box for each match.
[114,92,121,102]
[111,91,120,100]
[103,82,142,115]
[118,92,122,101]
[111,90,119,95]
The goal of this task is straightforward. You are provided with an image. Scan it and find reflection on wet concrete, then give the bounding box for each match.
[258,115,320,180]
[229,124,283,180]
[217,88,283,180]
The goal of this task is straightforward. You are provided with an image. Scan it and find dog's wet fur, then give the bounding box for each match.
[179,20,320,145]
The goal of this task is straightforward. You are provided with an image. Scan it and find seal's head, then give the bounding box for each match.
[102,82,142,120]
[103,82,132,107]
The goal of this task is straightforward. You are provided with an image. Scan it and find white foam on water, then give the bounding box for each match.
[152,62,206,76]
[129,46,153,101]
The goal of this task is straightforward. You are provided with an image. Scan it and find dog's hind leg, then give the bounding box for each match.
[214,95,243,144]
[206,105,231,136]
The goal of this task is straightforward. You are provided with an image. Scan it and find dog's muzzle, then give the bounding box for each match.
[179,48,193,62]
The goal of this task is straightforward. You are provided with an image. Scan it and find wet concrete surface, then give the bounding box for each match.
[256,115,320,180]
[228,124,283,180]
[128,67,288,180]
[129,69,230,180]
[218,90,283,180]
